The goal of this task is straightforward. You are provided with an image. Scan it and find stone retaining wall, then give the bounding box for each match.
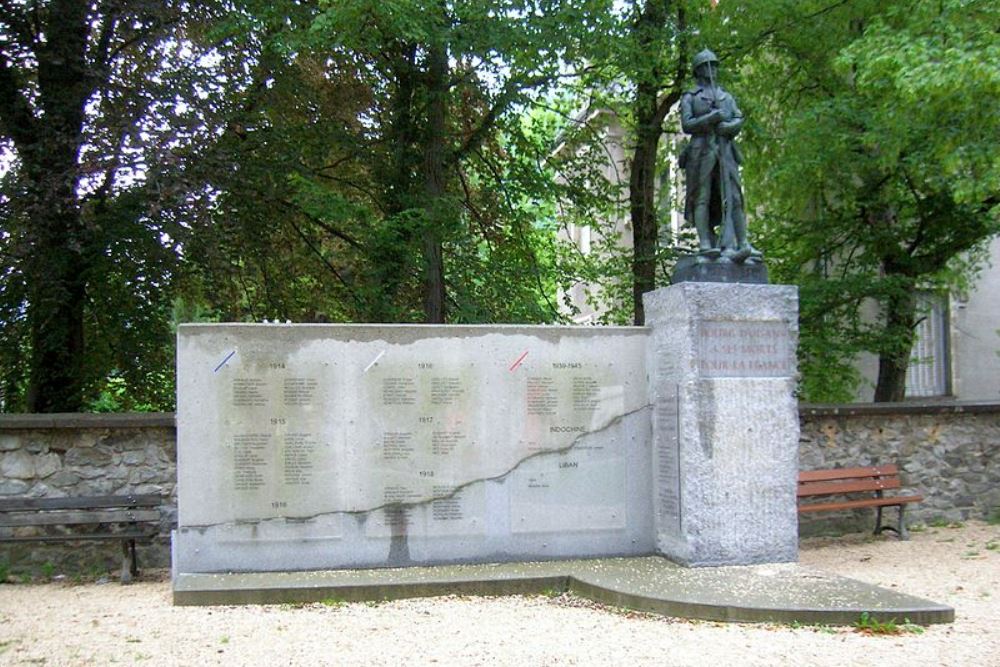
[797,401,1000,536]
[0,414,175,576]
[2,403,998,574]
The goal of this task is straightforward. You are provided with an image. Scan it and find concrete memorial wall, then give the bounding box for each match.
[174,325,654,573]
[173,284,800,577]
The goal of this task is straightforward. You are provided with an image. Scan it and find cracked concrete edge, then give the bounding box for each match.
[171,570,955,626]
[180,405,653,531]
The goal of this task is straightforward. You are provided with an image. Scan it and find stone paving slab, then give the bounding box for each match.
[173,556,954,626]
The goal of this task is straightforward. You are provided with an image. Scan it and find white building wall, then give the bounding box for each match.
[555,112,632,324]
[951,236,1000,400]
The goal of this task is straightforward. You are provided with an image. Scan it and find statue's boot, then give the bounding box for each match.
[733,246,752,262]
[743,243,764,264]
[722,246,751,263]
[697,247,721,263]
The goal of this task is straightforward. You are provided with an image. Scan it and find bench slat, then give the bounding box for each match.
[0,495,161,512]
[0,509,160,528]
[798,465,899,483]
[798,477,902,498]
[798,495,923,513]
[0,531,156,544]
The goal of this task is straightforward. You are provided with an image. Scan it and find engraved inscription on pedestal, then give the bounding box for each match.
[431,486,466,522]
[382,377,417,405]
[357,357,483,529]
[178,325,648,570]
[572,377,599,412]
[510,450,627,533]
[697,321,792,377]
[206,353,339,525]
[431,377,464,405]
[655,384,681,533]
[283,378,318,406]
[526,376,557,415]
[382,432,415,460]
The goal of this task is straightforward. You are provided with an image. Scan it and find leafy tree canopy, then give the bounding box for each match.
[728,0,1000,401]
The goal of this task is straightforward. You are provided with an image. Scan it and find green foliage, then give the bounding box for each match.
[4,0,995,409]
[320,597,347,608]
[854,612,924,635]
[0,0,236,412]
[730,0,1000,401]
[181,0,607,327]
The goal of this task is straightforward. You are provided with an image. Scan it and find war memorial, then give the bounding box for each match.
[170,52,952,624]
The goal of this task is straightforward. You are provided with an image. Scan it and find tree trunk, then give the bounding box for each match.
[873,286,917,402]
[13,0,93,412]
[369,45,420,323]
[627,0,680,326]
[420,37,449,324]
[630,91,661,326]
[22,130,89,411]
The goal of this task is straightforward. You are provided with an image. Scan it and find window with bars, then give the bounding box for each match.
[906,292,951,398]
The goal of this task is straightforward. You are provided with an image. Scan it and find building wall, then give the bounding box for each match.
[2,405,998,573]
[853,239,1000,402]
[952,236,1000,400]
[553,111,634,324]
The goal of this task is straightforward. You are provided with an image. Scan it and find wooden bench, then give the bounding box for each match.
[0,494,161,583]
[798,464,922,539]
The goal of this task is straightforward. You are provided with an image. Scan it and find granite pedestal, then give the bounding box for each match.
[644,283,799,565]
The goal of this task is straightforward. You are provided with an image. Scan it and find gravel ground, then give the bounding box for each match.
[1,521,998,667]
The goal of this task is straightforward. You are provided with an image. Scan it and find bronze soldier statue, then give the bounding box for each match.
[680,49,761,264]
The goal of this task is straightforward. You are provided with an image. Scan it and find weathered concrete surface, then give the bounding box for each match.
[175,324,653,574]
[645,284,800,566]
[173,556,954,626]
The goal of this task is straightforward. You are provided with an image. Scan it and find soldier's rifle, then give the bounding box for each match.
[707,64,731,253]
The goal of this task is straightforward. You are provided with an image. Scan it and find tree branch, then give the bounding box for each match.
[91,2,119,74]
[278,196,364,249]
[452,73,556,164]
[284,215,362,307]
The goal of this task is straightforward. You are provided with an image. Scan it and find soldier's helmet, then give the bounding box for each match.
[692,49,719,73]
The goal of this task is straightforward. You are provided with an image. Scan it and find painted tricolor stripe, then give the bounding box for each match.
[508,350,529,371]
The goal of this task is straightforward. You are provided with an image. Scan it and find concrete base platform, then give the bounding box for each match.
[174,556,954,626]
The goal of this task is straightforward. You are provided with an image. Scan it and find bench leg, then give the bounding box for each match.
[131,539,139,577]
[874,505,885,535]
[121,539,136,584]
[898,505,909,541]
